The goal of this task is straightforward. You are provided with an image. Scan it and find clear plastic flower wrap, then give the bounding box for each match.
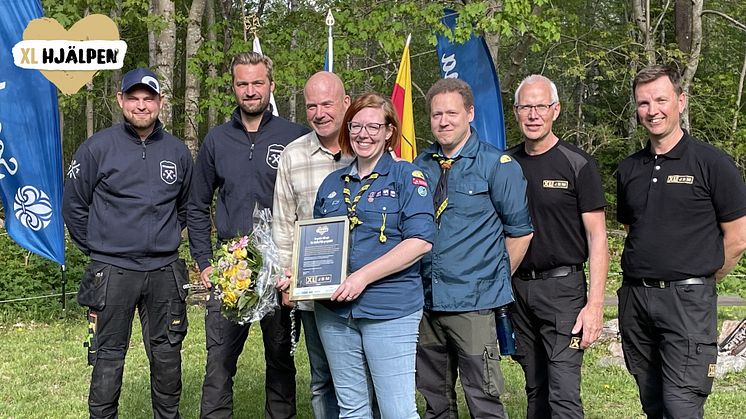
[209,208,281,324]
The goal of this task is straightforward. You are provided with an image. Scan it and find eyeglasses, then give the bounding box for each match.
[514,102,556,116]
[348,122,387,135]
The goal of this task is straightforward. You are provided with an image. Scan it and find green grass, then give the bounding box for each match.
[1,306,745,418]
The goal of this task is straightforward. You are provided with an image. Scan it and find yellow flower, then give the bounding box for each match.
[224,265,238,280]
[236,278,250,290]
[233,248,247,259]
[223,290,238,307]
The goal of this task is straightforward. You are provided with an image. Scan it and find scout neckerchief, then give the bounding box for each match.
[432,154,461,220]
[343,172,380,230]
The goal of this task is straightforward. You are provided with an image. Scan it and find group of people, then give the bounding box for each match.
[62,48,746,419]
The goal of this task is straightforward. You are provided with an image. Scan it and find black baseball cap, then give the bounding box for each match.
[121,68,161,94]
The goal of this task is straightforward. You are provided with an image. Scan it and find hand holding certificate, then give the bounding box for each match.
[289,216,349,301]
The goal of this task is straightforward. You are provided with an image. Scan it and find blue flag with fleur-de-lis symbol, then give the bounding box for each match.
[0,0,65,265]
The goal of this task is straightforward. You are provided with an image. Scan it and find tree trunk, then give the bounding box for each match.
[733,46,746,133]
[679,0,703,131]
[86,81,94,139]
[501,4,544,94]
[148,0,157,67]
[184,0,207,159]
[675,0,692,53]
[287,27,299,122]
[155,0,176,129]
[631,0,655,65]
[206,0,218,129]
[111,0,122,125]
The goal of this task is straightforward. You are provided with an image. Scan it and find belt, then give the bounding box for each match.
[516,264,583,280]
[622,276,714,288]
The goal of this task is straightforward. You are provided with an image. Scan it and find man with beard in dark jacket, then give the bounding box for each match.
[189,52,309,419]
[63,67,193,419]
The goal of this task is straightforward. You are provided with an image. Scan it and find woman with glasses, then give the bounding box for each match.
[313,93,435,418]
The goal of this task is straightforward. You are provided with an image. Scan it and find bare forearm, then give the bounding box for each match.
[716,216,746,280]
[583,210,609,307]
[506,233,533,275]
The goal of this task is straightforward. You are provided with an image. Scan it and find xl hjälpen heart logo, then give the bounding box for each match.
[22,15,120,95]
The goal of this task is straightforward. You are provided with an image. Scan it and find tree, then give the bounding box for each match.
[155,0,176,129]
[184,0,207,158]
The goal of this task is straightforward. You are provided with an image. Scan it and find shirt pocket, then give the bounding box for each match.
[360,196,401,240]
[452,180,492,216]
[318,196,344,216]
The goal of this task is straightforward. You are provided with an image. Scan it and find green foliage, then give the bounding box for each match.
[0,230,88,320]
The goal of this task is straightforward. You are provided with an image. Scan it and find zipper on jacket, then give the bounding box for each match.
[141,142,146,159]
[249,142,255,160]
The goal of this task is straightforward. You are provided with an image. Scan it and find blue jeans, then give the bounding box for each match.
[315,303,422,419]
[300,309,339,419]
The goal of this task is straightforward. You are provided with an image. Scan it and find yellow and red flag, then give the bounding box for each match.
[391,34,416,161]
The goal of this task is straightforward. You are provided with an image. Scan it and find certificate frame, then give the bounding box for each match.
[289,215,349,301]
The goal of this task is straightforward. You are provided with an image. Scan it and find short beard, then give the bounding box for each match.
[238,97,270,117]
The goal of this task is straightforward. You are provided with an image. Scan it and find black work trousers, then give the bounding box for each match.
[511,270,586,419]
[84,260,188,419]
[618,277,718,419]
[200,290,299,419]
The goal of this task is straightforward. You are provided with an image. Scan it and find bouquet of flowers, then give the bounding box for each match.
[209,208,281,324]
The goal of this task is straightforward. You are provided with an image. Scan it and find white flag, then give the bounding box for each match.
[252,36,279,116]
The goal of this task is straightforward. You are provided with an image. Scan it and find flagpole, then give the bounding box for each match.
[60,264,66,311]
[326,10,335,73]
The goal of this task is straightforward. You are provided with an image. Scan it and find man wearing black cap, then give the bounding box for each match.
[189,52,309,418]
[63,67,193,419]
[617,65,746,418]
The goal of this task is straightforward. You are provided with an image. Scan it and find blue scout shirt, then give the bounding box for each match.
[314,152,435,320]
[414,131,533,311]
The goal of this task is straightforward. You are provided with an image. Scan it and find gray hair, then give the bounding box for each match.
[514,74,559,104]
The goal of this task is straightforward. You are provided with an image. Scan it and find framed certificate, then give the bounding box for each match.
[290,216,349,301]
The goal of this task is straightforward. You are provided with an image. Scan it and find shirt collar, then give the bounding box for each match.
[342,152,394,179]
[306,131,333,155]
[427,128,480,159]
[642,130,689,163]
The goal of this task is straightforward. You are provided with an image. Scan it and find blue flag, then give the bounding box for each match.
[0,0,65,265]
[436,9,506,150]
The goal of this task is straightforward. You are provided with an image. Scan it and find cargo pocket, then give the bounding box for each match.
[683,334,718,395]
[552,314,582,358]
[171,259,189,302]
[482,343,505,397]
[77,262,111,311]
[204,293,224,348]
[167,299,188,345]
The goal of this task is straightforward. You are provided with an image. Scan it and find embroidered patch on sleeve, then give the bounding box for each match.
[412,177,428,187]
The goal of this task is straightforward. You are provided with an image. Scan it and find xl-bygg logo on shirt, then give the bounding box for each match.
[542,180,569,189]
[266,144,285,169]
[667,175,694,184]
[160,160,177,184]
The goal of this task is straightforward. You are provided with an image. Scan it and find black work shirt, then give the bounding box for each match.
[616,132,746,279]
[508,139,607,271]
